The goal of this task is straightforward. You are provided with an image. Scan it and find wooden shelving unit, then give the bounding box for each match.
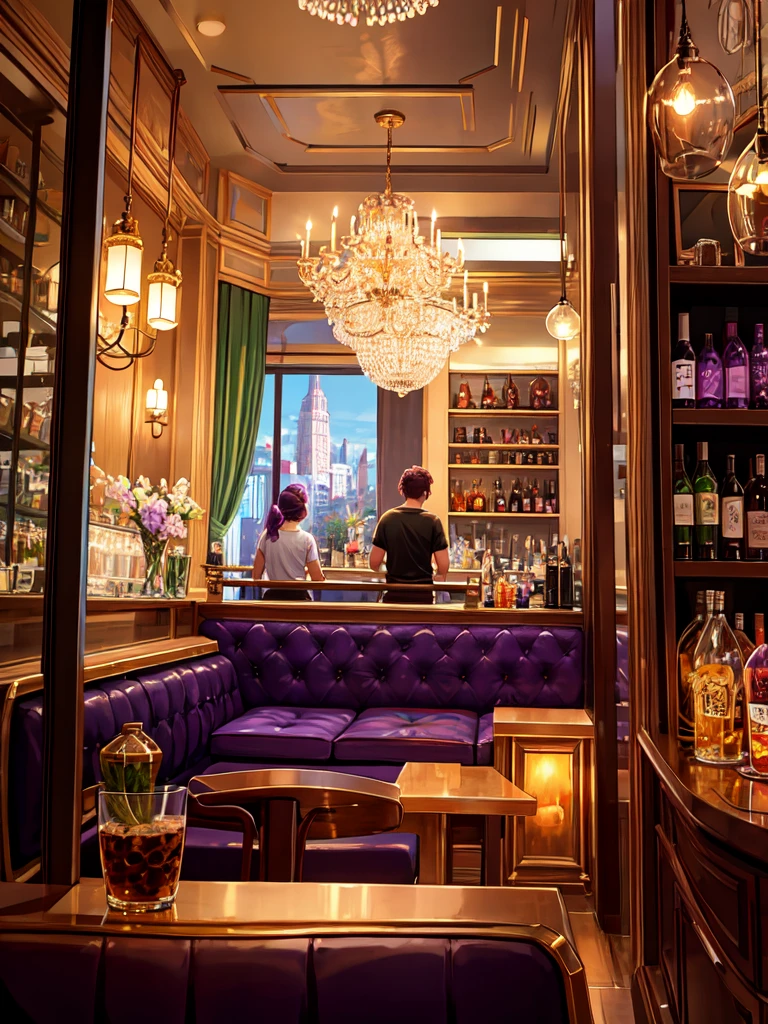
[669,266,768,286]
[448,511,559,520]
[448,408,559,417]
[673,409,768,426]
[674,561,768,578]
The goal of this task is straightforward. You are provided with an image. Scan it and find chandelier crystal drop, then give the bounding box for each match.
[297,0,439,27]
[298,110,490,396]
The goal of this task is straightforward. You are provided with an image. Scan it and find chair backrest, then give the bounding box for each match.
[200,620,585,714]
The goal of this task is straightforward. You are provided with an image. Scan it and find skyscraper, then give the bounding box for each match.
[296,375,331,510]
[357,447,369,509]
[339,438,349,465]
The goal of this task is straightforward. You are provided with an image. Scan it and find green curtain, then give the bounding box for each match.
[209,282,269,544]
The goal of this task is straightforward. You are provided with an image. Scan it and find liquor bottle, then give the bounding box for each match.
[451,480,467,513]
[746,454,768,560]
[744,640,768,775]
[757,613,766,646]
[692,590,744,764]
[493,477,507,513]
[720,454,745,560]
[724,317,750,409]
[734,612,756,661]
[676,590,706,748]
[751,324,768,409]
[508,479,522,513]
[529,376,552,410]
[470,479,486,513]
[693,441,718,559]
[481,376,496,409]
[696,332,723,409]
[545,537,559,608]
[481,547,494,607]
[671,312,696,408]
[533,479,544,513]
[522,478,532,513]
[531,424,542,444]
[558,538,573,608]
[504,374,520,409]
[672,443,693,560]
[456,379,473,409]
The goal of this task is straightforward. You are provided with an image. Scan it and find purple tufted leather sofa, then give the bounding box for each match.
[0,932,572,1023]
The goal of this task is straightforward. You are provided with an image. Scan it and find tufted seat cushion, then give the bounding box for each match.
[334,708,477,765]
[475,713,494,766]
[210,707,356,761]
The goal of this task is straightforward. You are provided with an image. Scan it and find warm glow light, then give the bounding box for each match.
[146,263,181,332]
[196,18,226,36]
[103,231,143,306]
[670,78,697,116]
[146,378,168,413]
[546,298,581,341]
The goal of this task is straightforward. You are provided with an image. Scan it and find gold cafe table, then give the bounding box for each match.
[395,762,537,885]
[189,768,403,882]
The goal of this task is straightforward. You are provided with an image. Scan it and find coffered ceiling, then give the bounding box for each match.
[129,0,573,194]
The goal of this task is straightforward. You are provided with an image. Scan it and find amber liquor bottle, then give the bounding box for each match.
[493,478,507,513]
[481,376,496,409]
[450,480,467,512]
[469,479,486,513]
[504,374,520,409]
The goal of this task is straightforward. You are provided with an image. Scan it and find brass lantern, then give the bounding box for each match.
[103,212,143,307]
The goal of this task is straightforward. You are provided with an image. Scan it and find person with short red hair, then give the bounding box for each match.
[369,466,449,605]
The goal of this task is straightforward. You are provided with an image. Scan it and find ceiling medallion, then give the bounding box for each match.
[297,0,439,27]
[297,110,490,396]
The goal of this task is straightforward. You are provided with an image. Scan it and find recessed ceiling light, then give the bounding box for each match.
[197,18,226,36]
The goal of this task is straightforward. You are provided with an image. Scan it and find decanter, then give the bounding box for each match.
[676,590,706,748]
[692,590,745,765]
[481,376,496,409]
[751,324,768,409]
[529,376,552,410]
[450,480,467,512]
[696,332,723,408]
[456,379,473,409]
[504,374,520,409]
[744,641,768,775]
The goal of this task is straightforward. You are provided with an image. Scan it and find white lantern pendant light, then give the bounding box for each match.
[729,0,768,255]
[546,95,580,342]
[647,0,735,180]
[103,43,143,306]
[147,70,184,331]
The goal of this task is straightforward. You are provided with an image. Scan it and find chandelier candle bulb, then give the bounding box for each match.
[350,214,356,236]
[436,228,441,252]
[331,207,338,251]
[483,281,489,311]
[463,270,469,309]
[306,220,312,257]
[473,292,478,311]
[431,209,437,246]
[457,238,465,267]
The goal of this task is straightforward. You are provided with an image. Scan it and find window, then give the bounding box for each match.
[224,368,378,573]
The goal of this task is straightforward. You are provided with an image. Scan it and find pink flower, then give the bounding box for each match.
[161,513,187,540]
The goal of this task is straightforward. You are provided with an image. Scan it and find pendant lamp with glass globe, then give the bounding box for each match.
[647,0,735,180]
[546,100,580,343]
[728,0,768,255]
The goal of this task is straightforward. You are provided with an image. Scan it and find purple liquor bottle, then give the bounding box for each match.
[751,324,768,410]
[724,318,750,409]
[744,640,768,775]
[696,332,723,408]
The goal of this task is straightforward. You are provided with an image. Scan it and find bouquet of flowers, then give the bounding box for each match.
[105,476,205,595]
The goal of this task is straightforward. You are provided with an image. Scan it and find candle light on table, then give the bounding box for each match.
[330,206,338,252]
[463,270,468,309]
[430,209,437,246]
[483,280,489,312]
[305,220,312,258]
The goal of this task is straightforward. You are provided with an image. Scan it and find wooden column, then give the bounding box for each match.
[41,0,112,885]
[578,0,621,930]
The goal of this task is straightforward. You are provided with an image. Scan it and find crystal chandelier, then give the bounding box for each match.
[297,111,490,396]
[298,0,439,27]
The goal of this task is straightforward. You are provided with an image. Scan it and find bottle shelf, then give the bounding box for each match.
[669,266,768,286]
[672,410,768,426]
[451,464,560,470]
[674,561,768,578]
[448,409,560,417]
[449,512,559,519]
[449,443,560,450]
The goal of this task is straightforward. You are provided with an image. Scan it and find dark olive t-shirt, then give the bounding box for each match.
[372,506,449,584]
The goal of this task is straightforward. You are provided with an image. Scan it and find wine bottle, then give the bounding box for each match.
[693,441,718,560]
[545,536,559,609]
[696,332,723,409]
[724,317,750,409]
[522,478,532,513]
[505,374,520,409]
[745,639,768,775]
[734,612,756,661]
[757,613,766,646]
[751,324,768,409]
[533,478,544,513]
[676,590,706,748]
[493,477,507,513]
[508,478,522,514]
[673,443,694,560]
[559,538,573,609]
[672,312,696,408]
[746,454,768,560]
[720,454,745,561]
[691,590,744,765]
[481,376,496,409]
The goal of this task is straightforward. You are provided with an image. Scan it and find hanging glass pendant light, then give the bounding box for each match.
[647,0,735,180]
[546,97,580,343]
[147,70,184,330]
[729,0,768,254]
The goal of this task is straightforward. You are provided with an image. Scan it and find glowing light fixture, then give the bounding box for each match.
[145,378,169,439]
[147,70,184,331]
[546,93,580,342]
[647,0,734,180]
[298,0,439,27]
[196,18,226,36]
[728,0,768,254]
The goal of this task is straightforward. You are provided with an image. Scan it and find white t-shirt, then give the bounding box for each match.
[257,528,319,581]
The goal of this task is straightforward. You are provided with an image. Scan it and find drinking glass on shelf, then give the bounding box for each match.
[98,785,187,912]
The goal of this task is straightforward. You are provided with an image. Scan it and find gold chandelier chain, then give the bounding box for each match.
[385,124,393,195]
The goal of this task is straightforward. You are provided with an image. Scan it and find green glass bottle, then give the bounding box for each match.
[673,443,693,560]
[694,441,719,560]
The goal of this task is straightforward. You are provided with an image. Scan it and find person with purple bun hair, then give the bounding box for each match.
[253,483,325,601]
[369,465,449,605]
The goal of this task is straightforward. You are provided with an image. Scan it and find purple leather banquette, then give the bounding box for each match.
[0,932,571,1023]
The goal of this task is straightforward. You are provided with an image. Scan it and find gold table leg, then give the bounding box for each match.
[399,812,448,884]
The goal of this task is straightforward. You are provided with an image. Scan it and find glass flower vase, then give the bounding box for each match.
[164,549,192,599]
[140,528,169,597]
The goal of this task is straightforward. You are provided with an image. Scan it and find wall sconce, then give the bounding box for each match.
[493,708,593,889]
[97,38,185,369]
[145,378,168,439]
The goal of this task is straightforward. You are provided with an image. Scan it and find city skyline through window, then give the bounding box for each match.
[223,369,378,577]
